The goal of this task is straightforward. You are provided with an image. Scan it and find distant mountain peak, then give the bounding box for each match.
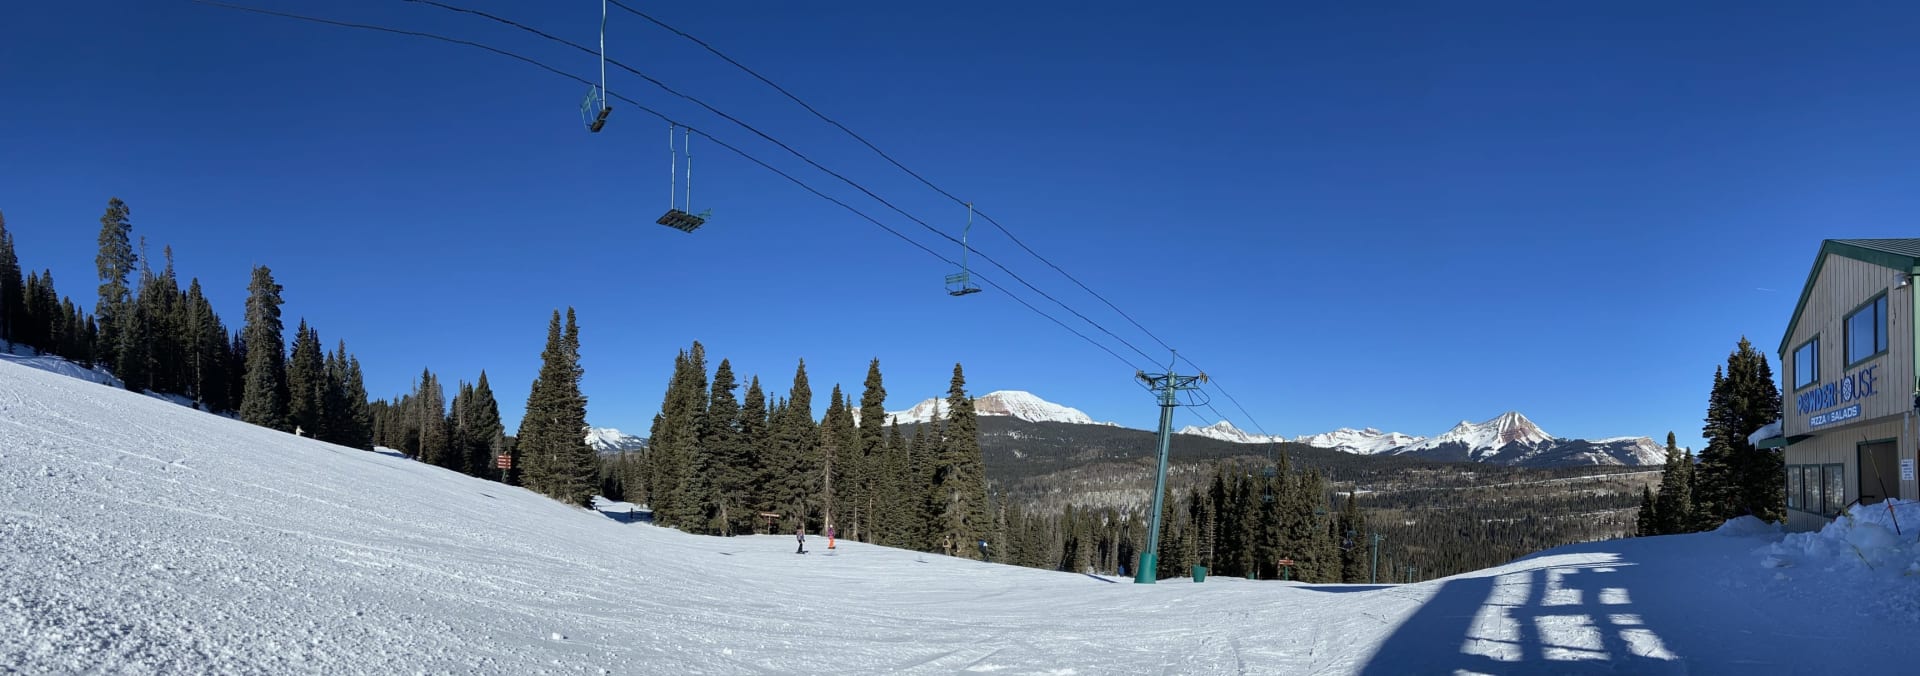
[883,390,1109,427]
[585,427,647,455]
[1177,420,1284,444]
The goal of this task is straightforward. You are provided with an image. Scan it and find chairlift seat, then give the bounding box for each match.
[588,106,611,133]
[656,208,707,233]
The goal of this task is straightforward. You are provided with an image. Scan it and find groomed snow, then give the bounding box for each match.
[4,359,1917,674]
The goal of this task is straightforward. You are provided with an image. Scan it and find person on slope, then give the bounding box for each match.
[827,524,837,550]
[795,525,807,554]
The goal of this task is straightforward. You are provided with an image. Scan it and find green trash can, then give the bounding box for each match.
[1192,565,1207,583]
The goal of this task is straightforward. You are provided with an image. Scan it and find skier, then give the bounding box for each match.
[827,524,837,550]
[795,525,806,554]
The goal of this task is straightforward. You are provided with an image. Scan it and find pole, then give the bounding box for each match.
[1370,532,1382,584]
[1136,381,1176,584]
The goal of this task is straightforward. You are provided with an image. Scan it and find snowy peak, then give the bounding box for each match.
[1405,411,1553,457]
[1177,420,1284,445]
[585,427,647,454]
[884,391,1108,427]
[1292,427,1427,455]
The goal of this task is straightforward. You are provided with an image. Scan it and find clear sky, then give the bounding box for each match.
[4,1,1917,452]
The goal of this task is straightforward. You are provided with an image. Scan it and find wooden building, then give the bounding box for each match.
[1770,239,1919,531]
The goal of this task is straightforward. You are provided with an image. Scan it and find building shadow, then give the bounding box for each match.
[1358,558,1687,675]
[595,502,653,523]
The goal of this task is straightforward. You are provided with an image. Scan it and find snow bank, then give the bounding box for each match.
[1715,515,1783,537]
[1756,500,1920,614]
[0,341,123,389]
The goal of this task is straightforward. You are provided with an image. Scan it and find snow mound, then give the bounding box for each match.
[0,342,123,389]
[1714,515,1783,538]
[1758,500,1920,593]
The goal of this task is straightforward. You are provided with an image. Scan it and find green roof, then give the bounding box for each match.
[1779,239,1920,356]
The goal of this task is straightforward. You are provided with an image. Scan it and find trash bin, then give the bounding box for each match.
[1192,565,1207,583]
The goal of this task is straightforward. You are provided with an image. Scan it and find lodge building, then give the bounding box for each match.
[1768,239,1919,531]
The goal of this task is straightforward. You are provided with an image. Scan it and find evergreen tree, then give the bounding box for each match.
[651,343,711,530]
[464,371,505,475]
[238,266,289,431]
[1695,338,1785,525]
[736,375,768,523]
[1338,491,1370,582]
[94,198,136,370]
[413,369,451,467]
[767,360,816,532]
[1652,432,1694,534]
[0,210,22,344]
[517,310,597,505]
[817,385,852,531]
[855,358,887,542]
[1636,486,1658,537]
[704,359,746,534]
[930,363,991,560]
[286,320,327,437]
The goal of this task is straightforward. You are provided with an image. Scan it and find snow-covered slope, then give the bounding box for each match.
[3,358,1918,673]
[884,390,1109,426]
[1293,427,1427,455]
[584,427,646,454]
[1176,419,1285,444]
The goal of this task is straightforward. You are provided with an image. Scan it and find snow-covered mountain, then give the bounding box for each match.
[1292,427,1427,455]
[1176,420,1285,444]
[883,390,1112,427]
[585,427,647,454]
[1398,411,1557,460]
[1251,412,1667,467]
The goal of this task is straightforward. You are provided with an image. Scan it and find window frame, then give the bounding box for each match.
[1787,465,1804,510]
[1823,463,1847,515]
[1791,336,1820,392]
[1844,292,1890,368]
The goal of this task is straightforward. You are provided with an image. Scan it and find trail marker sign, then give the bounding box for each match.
[495,455,512,469]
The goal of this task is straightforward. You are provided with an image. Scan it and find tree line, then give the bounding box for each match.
[1636,337,1784,536]
[603,345,997,558]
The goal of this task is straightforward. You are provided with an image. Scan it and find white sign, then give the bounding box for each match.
[1902,459,1915,482]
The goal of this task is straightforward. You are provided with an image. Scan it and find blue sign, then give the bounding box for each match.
[1811,404,1861,428]
[1797,364,1877,416]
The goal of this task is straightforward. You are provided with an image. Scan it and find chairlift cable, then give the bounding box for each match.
[198,0,1156,374]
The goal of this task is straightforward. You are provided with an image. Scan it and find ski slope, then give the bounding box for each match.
[3,358,1917,675]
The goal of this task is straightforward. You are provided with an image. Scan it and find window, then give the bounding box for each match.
[1787,467,1803,510]
[1793,338,1818,390]
[1846,294,1889,366]
[1824,464,1846,515]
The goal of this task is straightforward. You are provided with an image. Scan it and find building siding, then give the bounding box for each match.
[1781,254,1913,438]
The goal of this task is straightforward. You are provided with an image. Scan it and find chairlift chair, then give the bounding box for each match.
[946,203,982,296]
[657,124,711,232]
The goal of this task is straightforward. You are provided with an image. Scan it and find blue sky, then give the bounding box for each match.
[4,1,1917,452]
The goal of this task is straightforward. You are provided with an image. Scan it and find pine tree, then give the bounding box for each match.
[516,309,597,505]
[94,199,136,371]
[413,369,451,467]
[736,375,768,526]
[930,363,991,560]
[855,358,887,543]
[0,210,22,345]
[1695,337,1785,525]
[238,266,289,431]
[1636,486,1659,536]
[817,385,851,531]
[650,343,712,530]
[1653,432,1693,534]
[704,359,746,534]
[286,320,327,438]
[1339,491,1369,582]
[767,360,816,532]
[463,371,505,475]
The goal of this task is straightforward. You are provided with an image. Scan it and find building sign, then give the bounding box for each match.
[1902,459,1915,482]
[1799,364,1878,427]
[1809,404,1860,428]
